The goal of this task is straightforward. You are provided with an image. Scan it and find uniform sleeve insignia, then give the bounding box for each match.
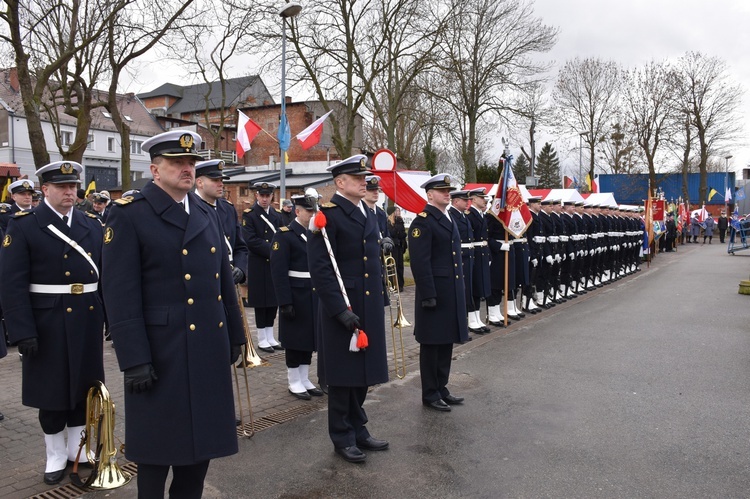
[104,227,114,244]
[411,228,421,238]
[13,211,30,217]
[242,219,246,226]
[279,226,290,232]
[113,196,134,206]
[418,211,427,218]
[272,241,280,251]
[2,234,10,247]
[321,202,337,209]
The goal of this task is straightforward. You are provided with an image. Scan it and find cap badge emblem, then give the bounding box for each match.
[179,134,194,151]
[60,163,73,175]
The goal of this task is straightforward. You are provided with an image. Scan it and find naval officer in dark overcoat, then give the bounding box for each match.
[408,174,468,412]
[242,182,282,353]
[0,161,104,485]
[307,155,390,464]
[0,178,36,237]
[195,159,248,285]
[102,130,246,498]
[271,192,323,400]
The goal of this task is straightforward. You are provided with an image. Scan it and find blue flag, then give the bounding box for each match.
[278,112,291,151]
[736,187,746,201]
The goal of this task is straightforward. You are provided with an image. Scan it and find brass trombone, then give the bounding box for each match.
[383,253,409,379]
[233,284,269,438]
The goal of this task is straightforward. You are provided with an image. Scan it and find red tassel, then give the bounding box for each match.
[314,210,327,229]
[356,329,368,349]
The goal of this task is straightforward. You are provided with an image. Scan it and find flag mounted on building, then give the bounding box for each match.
[85,176,96,197]
[489,155,532,238]
[296,110,332,150]
[278,112,291,152]
[236,110,262,159]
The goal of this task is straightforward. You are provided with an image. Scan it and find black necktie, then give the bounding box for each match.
[62,215,68,225]
[179,201,185,211]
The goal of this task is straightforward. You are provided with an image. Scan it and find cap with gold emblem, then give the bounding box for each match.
[365,175,382,191]
[449,190,470,199]
[420,173,456,192]
[93,192,110,203]
[291,194,317,211]
[326,154,370,177]
[252,182,277,195]
[35,161,83,185]
[8,179,35,194]
[142,130,203,160]
[196,159,229,179]
[32,190,41,201]
[469,187,486,198]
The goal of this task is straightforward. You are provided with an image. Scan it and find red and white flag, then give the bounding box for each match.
[296,110,332,150]
[236,110,262,159]
[489,156,532,238]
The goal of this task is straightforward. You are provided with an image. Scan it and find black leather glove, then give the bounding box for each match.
[230,345,242,365]
[380,237,394,254]
[279,304,295,319]
[421,297,437,309]
[124,364,158,394]
[17,338,38,357]
[232,267,245,284]
[335,309,361,331]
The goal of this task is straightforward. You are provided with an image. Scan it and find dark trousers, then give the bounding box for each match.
[419,343,454,403]
[39,400,86,434]
[719,229,726,243]
[393,247,405,290]
[327,386,369,448]
[137,461,210,499]
[254,307,277,328]
[285,348,313,368]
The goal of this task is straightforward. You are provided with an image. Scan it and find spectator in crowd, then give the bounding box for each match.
[717,211,728,243]
[703,214,715,244]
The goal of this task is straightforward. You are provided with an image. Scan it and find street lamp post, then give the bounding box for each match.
[724,154,732,211]
[579,131,588,192]
[278,2,303,202]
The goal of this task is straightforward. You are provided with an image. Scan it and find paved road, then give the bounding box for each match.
[3,241,750,498]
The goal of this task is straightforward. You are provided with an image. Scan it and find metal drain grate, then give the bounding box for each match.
[29,462,139,499]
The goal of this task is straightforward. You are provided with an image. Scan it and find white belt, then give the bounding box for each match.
[512,238,527,244]
[559,235,569,242]
[472,241,488,247]
[532,236,546,243]
[30,283,98,295]
[461,243,474,248]
[548,236,559,243]
[288,270,311,279]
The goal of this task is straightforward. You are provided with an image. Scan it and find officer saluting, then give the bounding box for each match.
[0,161,104,485]
[409,174,469,412]
[195,159,248,285]
[307,155,390,463]
[102,130,246,497]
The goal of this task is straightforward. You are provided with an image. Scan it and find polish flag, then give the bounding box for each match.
[236,111,262,159]
[296,110,332,150]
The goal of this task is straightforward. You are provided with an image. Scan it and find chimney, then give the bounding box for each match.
[285,96,292,104]
[9,68,19,92]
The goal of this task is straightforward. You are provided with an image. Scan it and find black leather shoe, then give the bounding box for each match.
[334,446,366,463]
[289,389,312,400]
[443,394,464,405]
[44,468,65,485]
[307,387,324,397]
[469,327,486,335]
[258,346,274,353]
[321,384,328,394]
[271,344,284,351]
[356,436,389,451]
[488,320,506,327]
[480,325,491,333]
[423,399,451,412]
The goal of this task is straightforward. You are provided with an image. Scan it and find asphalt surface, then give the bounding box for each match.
[2,241,750,498]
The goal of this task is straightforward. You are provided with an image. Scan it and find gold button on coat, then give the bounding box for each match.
[218,322,223,328]
[188,298,194,305]
[185,274,191,280]
[66,308,72,313]
[190,324,196,331]
[65,271,70,276]
[211,247,216,253]
[215,273,219,279]
[182,249,188,255]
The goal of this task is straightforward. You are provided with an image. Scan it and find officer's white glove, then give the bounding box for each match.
[531,258,538,267]
[500,243,510,251]
[545,255,554,264]
[569,252,575,260]
[555,254,561,263]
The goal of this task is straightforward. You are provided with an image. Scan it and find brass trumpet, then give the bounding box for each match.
[70,381,131,490]
[383,253,409,379]
[233,284,269,438]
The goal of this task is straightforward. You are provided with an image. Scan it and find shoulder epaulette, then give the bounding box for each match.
[13,210,31,218]
[418,211,428,218]
[223,199,234,206]
[85,212,99,219]
[275,208,282,213]
[321,202,337,209]
[244,208,252,213]
[464,210,471,215]
[113,196,134,206]
[279,226,290,232]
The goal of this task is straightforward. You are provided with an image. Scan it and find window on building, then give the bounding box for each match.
[124,115,133,121]
[107,137,116,152]
[240,187,249,197]
[60,131,73,147]
[102,110,112,119]
[87,134,95,150]
[131,140,143,155]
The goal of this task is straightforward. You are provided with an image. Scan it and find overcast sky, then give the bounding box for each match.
[533,0,750,176]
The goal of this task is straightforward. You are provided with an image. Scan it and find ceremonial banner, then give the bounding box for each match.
[653,200,666,221]
[489,155,532,238]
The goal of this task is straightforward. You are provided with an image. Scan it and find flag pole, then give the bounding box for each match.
[503,229,509,328]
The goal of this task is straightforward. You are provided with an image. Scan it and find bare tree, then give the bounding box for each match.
[552,57,621,182]
[597,122,641,175]
[435,0,557,182]
[513,81,552,177]
[622,60,676,187]
[671,52,743,203]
